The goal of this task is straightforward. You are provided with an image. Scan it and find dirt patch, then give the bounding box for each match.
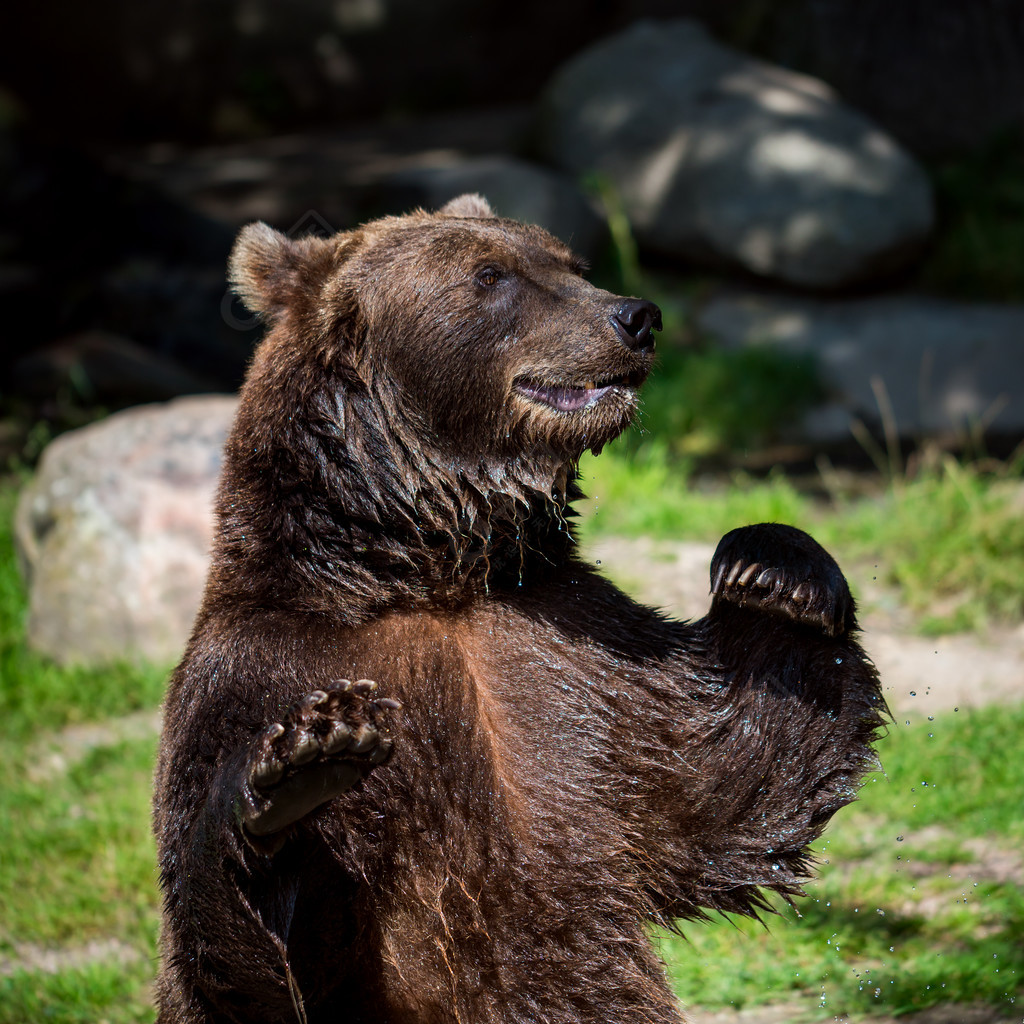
[686,1004,1023,1024]
[0,938,143,977]
[26,707,162,783]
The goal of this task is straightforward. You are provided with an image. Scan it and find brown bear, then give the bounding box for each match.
[153,194,887,1024]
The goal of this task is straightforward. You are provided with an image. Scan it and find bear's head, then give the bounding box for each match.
[221,196,661,603]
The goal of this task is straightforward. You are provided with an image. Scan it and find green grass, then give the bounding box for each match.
[579,443,813,541]
[2,395,1024,1021]
[823,458,1024,633]
[621,343,822,461]
[658,703,1024,1018]
[0,958,156,1024]
[0,737,160,948]
[579,420,1024,636]
[0,480,167,1021]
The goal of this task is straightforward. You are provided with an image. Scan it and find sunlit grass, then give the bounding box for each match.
[579,438,1024,636]
[0,480,166,1021]
[660,703,1024,1017]
[2,376,1023,1020]
[0,737,160,948]
[0,958,155,1024]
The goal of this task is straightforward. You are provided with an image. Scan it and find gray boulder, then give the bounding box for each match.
[381,156,607,260]
[537,19,934,289]
[14,395,238,667]
[698,291,1024,446]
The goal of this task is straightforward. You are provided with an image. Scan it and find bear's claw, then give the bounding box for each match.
[242,680,399,839]
[710,523,854,638]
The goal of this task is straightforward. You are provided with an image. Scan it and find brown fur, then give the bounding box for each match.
[153,195,887,1024]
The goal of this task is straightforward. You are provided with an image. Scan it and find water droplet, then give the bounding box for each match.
[835,656,843,665]
[896,835,904,842]
[909,690,916,696]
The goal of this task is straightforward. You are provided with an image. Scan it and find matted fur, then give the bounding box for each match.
[153,197,887,1024]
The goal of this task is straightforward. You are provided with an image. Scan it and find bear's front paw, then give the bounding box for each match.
[242,680,399,838]
[710,523,854,637]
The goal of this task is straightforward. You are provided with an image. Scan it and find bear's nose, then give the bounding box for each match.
[612,299,661,352]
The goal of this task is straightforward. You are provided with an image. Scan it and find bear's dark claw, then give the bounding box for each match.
[710,523,854,637]
[368,738,393,764]
[736,561,761,586]
[349,722,378,754]
[322,720,352,754]
[251,755,285,788]
[291,729,320,765]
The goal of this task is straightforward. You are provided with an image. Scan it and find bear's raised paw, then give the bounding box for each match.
[710,523,854,638]
[242,681,399,840]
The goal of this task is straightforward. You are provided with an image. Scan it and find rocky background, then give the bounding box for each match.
[3,0,1024,664]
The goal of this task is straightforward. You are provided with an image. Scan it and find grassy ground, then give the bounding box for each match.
[659,702,1024,1018]
[2,439,1024,1021]
[579,438,1024,637]
[3,115,1023,1023]
[0,483,165,1022]
[2,249,1023,1017]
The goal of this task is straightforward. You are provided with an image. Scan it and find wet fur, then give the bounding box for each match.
[153,196,887,1023]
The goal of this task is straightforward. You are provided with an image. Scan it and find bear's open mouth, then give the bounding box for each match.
[515,373,643,413]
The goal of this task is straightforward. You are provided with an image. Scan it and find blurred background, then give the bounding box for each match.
[1,2,1023,1021]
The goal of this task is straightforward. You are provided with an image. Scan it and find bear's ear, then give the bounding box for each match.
[229,222,334,317]
[438,193,495,219]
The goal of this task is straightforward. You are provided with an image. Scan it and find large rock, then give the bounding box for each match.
[380,156,608,260]
[698,290,1024,446]
[14,395,238,666]
[537,19,935,289]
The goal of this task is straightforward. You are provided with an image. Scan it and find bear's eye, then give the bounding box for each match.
[475,267,503,289]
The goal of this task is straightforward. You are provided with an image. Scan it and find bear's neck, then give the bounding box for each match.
[208,394,583,619]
